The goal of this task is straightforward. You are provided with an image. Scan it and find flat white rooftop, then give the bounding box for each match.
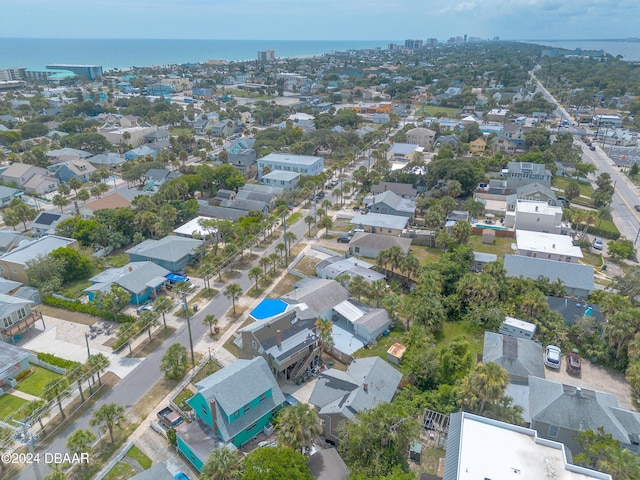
[454,413,611,480]
[516,200,562,215]
[516,230,583,258]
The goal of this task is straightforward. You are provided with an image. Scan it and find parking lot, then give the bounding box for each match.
[544,356,635,410]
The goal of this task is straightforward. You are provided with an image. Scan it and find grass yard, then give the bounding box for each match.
[104,462,136,480]
[126,445,152,470]
[435,320,485,360]
[270,273,301,297]
[287,212,302,225]
[416,106,460,118]
[293,255,319,276]
[581,249,604,268]
[0,394,28,419]
[552,177,595,198]
[410,245,441,265]
[16,366,62,397]
[106,252,130,268]
[174,387,195,412]
[467,235,514,258]
[352,326,407,371]
[192,359,222,383]
[60,278,93,299]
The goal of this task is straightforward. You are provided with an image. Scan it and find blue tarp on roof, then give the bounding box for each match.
[166,273,189,283]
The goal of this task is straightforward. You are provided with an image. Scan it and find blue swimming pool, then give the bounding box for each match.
[250,299,288,320]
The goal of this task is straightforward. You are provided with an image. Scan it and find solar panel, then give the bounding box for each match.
[35,212,61,226]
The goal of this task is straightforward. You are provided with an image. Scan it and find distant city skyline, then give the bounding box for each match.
[2,0,638,41]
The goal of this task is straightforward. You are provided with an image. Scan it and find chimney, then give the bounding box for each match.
[276,330,282,348]
[575,387,582,397]
[363,381,368,392]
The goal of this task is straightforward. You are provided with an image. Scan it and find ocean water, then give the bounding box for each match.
[526,39,640,61]
[0,38,390,71]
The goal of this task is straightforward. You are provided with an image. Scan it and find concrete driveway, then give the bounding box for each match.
[544,356,635,410]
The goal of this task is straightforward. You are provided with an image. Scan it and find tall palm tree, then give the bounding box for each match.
[67,429,96,456]
[304,215,314,236]
[86,353,110,387]
[249,266,262,291]
[315,318,334,364]
[224,283,243,315]
[90,403,125,443]
[66,363,87,403]
[471,363,509,413]
[203,314,218,336]
[276,403,322,454]
[43,377,69,419]
[153,296,173,329]
[259,257,270,276]
[268,253,279,273]
[201,446,243,480]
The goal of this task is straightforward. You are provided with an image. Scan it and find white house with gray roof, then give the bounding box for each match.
[364,190,416,220]
[261,170,301,191]
[315,256,385,283]
[350,213,408,236]
[257,152,323,179]
[348,232,412,259]
[126,235,204,272]
[0,294,42,344]
[0,341,32,388]
[280,279,350,319]
[0,235,78,283]
[504,254,594,297]
[309,356,402,443]
[504,161,552,193]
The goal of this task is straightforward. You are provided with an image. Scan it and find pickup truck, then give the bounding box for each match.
[157,406,187,431]
[566,349,581,376]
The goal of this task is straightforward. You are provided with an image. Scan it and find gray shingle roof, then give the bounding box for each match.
[504,255,594,293]
[371,182,417,197]
[0,341,31,379]
[126,235,204,264]
[350,213,408,230]
[0,235,76,266]
[86,261,170,296]
[365,190,415,214]
[280,279,350,316]
[482,332,545,383]
[348,233,412,253]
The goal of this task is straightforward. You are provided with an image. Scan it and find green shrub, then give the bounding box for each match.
[15,368,33,382]
[42,297,135,323]
[37,352,81,370]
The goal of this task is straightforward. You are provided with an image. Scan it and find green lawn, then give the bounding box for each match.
[552,177,595,198]
[174,388,194,412]
[352,326,408,372]
[0,394,28,420]
[435,320,485,360]
[104,462,136,480]
[107,252,130,268]
[126,445,152,470]
[416,106,460,118]
[16,366,62,397]
[410,245,441,265]
[287,212,302,225]
[581,248,604,268]
[467,235,514,258]
[60,278,93,299]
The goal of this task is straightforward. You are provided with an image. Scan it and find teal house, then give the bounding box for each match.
[177,357,285,472]
[85,261,170,305]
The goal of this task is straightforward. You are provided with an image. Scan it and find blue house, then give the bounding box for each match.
[85,261,170,305]
[0,342,32,389]
[124,145,157,161]
[178,357,285,472]
[126,235,204,272]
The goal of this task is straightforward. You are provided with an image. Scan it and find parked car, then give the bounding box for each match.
[566,349,581,376]
[634,205,640,213]
[592,237,603,250]
[284,394,299,406]
[174,473,190,480]
[545,345,562,369]
[589,145,596,151]
[136,304,153,314]
[337,236,351,244]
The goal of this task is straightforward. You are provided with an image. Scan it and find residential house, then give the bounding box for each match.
[515,230,583,263]
[31,212,72,237]
[472,252,497,271]
[482,332,545,385]
[504,162,552,193]
[0,164,59,193]
[128,464,175,480]
[370,182,417,200]
[210,121,234,138]
[505,200,568,235]
[546,296,605,327]
[78,192,132,219]
[315,256,385,284]
[87,152,127,168]
[469,137,487,153]
[348,233,412,259]
[503,122,527,147]
[0,235,78,283]
[406,127,436,150]
[85,261,170,305]
[261,170,300,191]
[309,357,402,443]
[219,198,270,215]
[529,376,640,456]
[124,145,157,161]
[486,108,509,122]
[492,132,517,154]
[197,203,247,222]
[236,309,320,384]
[504,254,594,298]
[506,182,559,211]
[332,299,391,344]
[45,147,92,164]
[308,449,350,480]
[0,342,32,388]
[48,159,96,184]
[0,294,43,344]
[235,190,277,209]
[386,143,422,162]
[434,134,460,149]
[350,213,408,236]
[241,183,284,196]
[143,168,180,189]
[0,185,24,207]
[364,190,416,220]
[443,412,612,480]
[280,279,350,319]
[98,120,156,148]
[178,357,285,471]
[257,153,324,179]
[0,231,29,254]
[126,235,204,272]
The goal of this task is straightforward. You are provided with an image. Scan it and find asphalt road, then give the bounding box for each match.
[14,214,310,480]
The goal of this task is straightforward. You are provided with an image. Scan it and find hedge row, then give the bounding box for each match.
[574,224,621,241]
[42,297,136,323]
[37,352,81,370]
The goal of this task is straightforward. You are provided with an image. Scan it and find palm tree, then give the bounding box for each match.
[68,177,83,198]
[318,215,333,238]
[283,231,297,257]
[471,363,509,413]
[67,429,96,456]
[66,363,87,403]
[259,257,270,276]
[201,446,243,480]
[24,399,47,434]
[77,188,90,204]
[315,318,334,364]
[86,352,110,387]
[599,446,640,479]
[90,403,125,443]
[370,279,387,308]
[52,194,68,213]
[161,343,189,379]
[596,206,612,228]
[153,296,173,329]
[203,314,218,337]
[140,309,159,340]
[376,250,389,276]
[268,252,279,273]
[276,403,322,454]
[249,266,262,291]
[43,377,69,419]
[349,275,368,301]
[304,215,314,236]
[520,289,547,317]
[276,242,286,261]
[224,283,243,315]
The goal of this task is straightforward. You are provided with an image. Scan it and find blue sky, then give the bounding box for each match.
[2,0,638,40]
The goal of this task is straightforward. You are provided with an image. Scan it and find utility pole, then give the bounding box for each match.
[84,332,91,359]
[182,291,195,365]
[282,209,288,264]
[10,419,43,480]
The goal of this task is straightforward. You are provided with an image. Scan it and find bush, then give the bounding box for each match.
[37,352,81,370]
[42,296,135,323]
[166,428,177,445]
[573,224,621,240]
[15,368,33,382]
